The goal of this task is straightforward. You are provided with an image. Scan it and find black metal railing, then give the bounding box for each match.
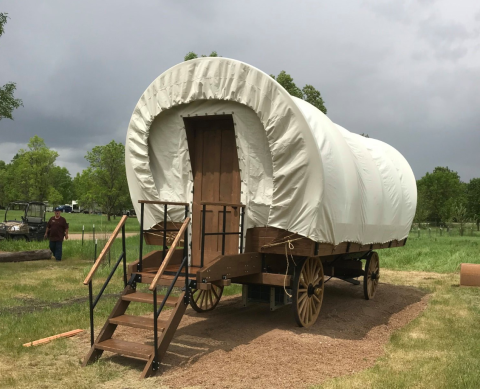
[86,222,127,346]
[151,214,190,371]
[200,202,246,267]
[138,200,190,272]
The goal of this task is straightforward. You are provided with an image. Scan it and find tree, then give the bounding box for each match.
[73,170,96,212]
[466,178,480,231]
[416,167,466,225]
[0,13,23,120]
[19,136,59,201]
[83,140,130,221]
[183,52,328,115]
[451,201,469,236]
[271,71,327,114]
[184,51,218,61]
[49,166,73,204]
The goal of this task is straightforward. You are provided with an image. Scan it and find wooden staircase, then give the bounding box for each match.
[82,214,193,378]
[82,277,189,378]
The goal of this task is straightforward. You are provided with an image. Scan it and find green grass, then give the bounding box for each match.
[316,271,480,389]
[2,210,140,233]
[1,234,479,388]
[379,234,480,273]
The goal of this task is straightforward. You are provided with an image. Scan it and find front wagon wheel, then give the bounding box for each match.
[292,256,324,327]
[363,251,380,300]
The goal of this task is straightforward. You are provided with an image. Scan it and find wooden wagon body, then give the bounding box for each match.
[83,58,416,377]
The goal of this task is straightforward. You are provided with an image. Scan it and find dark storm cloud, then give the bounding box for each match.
[0,0,479,182]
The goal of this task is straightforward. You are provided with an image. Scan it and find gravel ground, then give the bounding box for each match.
[79,277,428,389]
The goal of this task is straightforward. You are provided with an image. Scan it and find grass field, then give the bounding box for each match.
[2,210,140,233]
[0,234,479,388]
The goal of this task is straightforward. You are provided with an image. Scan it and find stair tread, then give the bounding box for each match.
[96,339,153,361]
[122,292,178,306]
[109,314,168,331]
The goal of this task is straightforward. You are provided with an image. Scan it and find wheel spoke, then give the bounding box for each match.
[194,290,202,303]
[211,286,219,300]
[298,292,308,303]
[208,290,214,308]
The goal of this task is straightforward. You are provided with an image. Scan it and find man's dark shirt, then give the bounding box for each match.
[47,216,69,241]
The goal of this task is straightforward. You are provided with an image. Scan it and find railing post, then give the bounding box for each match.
[122,223,127,287]
[139,202,144,271]
[240,206,245,254]
[153,287,158,370]
[88,281,94,346]
[201,204,206,268]
[162,204,168,260]
[221,206,227,255]
[184,205,189,303]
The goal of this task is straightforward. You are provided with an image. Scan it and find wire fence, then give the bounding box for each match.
[410,224,480,238]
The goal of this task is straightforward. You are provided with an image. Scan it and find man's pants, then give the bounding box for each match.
[49,240,63,261]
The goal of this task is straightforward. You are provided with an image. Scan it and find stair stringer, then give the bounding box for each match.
[141,291,188,378]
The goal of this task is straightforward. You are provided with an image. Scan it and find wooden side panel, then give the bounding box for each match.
[246,227,408,257]
[197,252,262,283]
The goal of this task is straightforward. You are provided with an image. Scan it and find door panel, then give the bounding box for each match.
[184,115,241,267]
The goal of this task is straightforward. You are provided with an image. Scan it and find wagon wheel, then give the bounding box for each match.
[292,256,324,327]
[364,251,380,300]
[190,284,224,312]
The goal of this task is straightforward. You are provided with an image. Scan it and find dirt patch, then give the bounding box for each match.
[68,232,138,241]
[88,279,428,389]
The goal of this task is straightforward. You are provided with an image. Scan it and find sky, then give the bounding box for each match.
[0,0,479,181]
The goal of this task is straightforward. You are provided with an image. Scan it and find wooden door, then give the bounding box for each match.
[184,115,241,267]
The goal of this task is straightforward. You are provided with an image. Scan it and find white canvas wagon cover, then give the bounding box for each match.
[125,58,417,245]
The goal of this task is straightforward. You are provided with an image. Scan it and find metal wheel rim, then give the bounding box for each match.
[190,284,224,312]
[364,252,380,300]
[292,257,324,327]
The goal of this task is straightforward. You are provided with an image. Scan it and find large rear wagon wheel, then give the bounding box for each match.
[364,251,380,300]
[292,256,324,327]
[190,285,224,312]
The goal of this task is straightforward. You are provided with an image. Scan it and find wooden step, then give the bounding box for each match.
[95,339,153,361]
[134,272,192,287]
[109,314,168,331]
[122,292,178,307]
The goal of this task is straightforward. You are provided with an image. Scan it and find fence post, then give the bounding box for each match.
[82,225,84,246]
[94,239,97,263]
[417,228,420,238]
[440,228,443,236]
[93,224,95,244]
[428,228,431,237]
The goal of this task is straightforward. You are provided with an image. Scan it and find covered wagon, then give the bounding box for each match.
[83,58,417,377]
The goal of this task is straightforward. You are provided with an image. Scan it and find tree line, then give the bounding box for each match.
[0,136,131,221]
[415,166,480,233]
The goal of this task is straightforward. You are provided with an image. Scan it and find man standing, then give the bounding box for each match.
[44,207,69,261]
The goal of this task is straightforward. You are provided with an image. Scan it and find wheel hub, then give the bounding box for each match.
[371,271,378,280]
[307,283,323,297]
[307,283,315,297]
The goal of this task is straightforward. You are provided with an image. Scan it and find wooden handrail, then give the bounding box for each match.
[138,200,189,206]
[149,217,190,291]
[200,201,245,208]
[83,215,128,285]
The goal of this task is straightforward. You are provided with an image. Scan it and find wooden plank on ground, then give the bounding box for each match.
[23,329,83,347]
